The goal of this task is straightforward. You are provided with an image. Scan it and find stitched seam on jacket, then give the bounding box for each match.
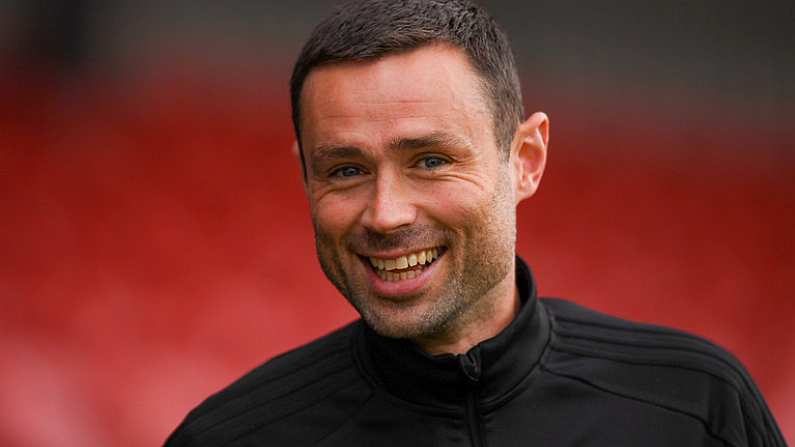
[551,328,767,437]
[542,363,741,447]
[548,343,764,442]
[312,390,377,446]
[546,306,768,439]
[554,319,747,384]
[554,330,752,395]
[553,314,721,347]
[188,363,356,438]
[222,376,363,447]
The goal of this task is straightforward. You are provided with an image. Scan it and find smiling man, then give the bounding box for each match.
[165,1,785,446]
[302,42,543,356]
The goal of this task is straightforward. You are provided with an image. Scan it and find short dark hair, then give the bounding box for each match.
[290,0,524,170]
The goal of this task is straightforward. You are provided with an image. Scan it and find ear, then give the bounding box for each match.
[511,111,549,205]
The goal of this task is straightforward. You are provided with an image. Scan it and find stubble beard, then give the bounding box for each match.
[314,174,517,341]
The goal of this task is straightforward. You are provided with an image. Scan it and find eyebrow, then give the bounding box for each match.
[390,132,474,152]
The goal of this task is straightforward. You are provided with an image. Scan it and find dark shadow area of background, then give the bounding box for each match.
[1,1,792,445]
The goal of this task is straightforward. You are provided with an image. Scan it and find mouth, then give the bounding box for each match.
[359,247,447,282]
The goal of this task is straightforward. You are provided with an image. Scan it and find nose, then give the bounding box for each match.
[360,170,417,234]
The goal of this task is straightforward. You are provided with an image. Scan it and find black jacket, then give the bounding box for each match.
[165,259,786,446]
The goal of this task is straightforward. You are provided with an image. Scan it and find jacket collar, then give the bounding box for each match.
[356,257,550,408]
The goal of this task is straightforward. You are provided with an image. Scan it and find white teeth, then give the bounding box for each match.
[368,247,443,275]
[376,269,420,282]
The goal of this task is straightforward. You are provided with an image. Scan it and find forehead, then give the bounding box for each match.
[299,45,493,149]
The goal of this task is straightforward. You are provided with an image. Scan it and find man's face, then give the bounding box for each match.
[299,45,520,342]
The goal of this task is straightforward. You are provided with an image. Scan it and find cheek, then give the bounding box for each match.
[312,195,364,239]
[419,183,492,226]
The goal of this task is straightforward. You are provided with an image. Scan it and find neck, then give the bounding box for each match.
[414,271,521,355]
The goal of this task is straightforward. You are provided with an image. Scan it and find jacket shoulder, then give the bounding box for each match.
[165,321,373,447]
[540,298,785,447]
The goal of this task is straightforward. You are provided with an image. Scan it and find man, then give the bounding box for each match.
[166,1,785,445]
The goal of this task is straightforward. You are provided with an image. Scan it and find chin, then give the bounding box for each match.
[353,294,457,341]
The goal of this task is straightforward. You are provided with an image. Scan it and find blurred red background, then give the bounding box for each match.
[1,1,792,445]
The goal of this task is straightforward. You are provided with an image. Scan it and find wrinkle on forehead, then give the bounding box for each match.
[303,46,489,116]
[300,44,495,154]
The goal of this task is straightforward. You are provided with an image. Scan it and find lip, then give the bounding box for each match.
[360,251,444,298]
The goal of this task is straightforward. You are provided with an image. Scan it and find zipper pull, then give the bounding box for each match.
[458,348,482,383]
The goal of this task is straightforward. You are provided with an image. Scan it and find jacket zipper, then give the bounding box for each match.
[459,351,486,447]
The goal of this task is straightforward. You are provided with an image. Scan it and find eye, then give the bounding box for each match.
[330,165,365,178]
[417,156,449,170]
